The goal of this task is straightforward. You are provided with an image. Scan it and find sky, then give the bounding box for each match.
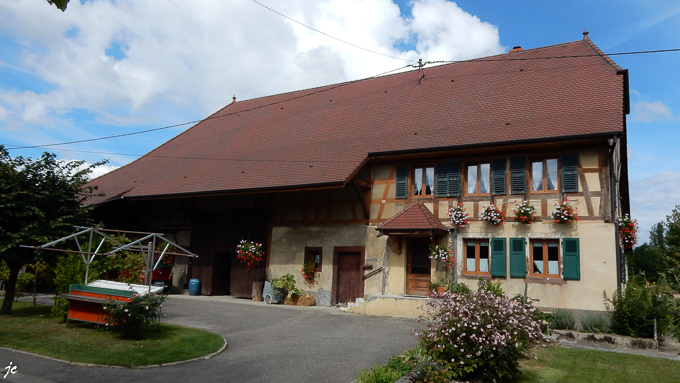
[1,0,679,244]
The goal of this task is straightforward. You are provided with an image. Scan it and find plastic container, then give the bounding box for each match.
[188,279,201,296]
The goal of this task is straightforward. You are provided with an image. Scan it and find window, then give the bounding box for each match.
[413,167,434,196]
[467,163,490,194]
[531,159,558,191]
[464,240,489,275]
[304,247,322,272]
[530,240,559,277]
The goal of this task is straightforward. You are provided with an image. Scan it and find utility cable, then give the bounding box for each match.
[250,0,416,63]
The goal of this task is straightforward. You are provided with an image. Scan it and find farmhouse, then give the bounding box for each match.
[89,31,630,315]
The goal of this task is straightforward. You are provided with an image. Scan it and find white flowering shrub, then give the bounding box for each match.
[416,279,543,382]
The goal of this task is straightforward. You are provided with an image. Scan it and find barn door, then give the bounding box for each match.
[406,238,431,296]
[333,247,365,304]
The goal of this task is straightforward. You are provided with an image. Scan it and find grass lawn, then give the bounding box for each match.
[520,344,680,383]
[0,301,225,367]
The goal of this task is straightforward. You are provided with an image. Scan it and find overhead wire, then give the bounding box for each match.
[249,0,416,63]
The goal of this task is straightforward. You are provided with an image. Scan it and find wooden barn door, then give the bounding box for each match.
[333,247,364,304]
[406,238,431,296]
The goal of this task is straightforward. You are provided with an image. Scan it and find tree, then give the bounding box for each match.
[0,145,106,315]
[47,0,69,12]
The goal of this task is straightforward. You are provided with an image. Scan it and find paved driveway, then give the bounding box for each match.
[2,295,419,383]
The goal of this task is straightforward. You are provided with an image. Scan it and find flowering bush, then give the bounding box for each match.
[117,253,146,284]
[479,204,504,226]
[416,278,543,382]
[616,214,638,250]
[103,292,165,339]
[448,204,470,228]
[236,240,265,269]
[301,259,319,284]
[551,199,578,223]
[512,200,537,224]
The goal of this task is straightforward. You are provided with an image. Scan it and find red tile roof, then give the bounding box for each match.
[376,202,448,234]
[88,36,626,204]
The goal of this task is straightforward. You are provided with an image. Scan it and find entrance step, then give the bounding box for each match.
[340,295,428,318]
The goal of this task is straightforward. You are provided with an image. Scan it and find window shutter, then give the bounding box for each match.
[395,165,408,199]
[510,157,526,195]
[435,162,448,198]
[490,238,507,277]
[509,238,526,277]
[561,153,579,193]
[491,158,507,195]
[447,161,461,197]
[562,238,580,280]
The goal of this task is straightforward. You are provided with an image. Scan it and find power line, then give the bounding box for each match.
[250,0,416,63]
[5,64,412,151]
[6,47,679,152]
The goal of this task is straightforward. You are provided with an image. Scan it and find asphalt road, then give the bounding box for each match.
[1,294,420,383]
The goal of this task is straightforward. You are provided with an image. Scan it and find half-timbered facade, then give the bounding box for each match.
[89,32,630,314]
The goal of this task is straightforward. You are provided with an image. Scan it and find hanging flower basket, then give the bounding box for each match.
[301,259,319,284]
[480,204,504,226]
[616,214,638,250]
[236,240,265,269]
[551,199,578,224]
[448,204,470,228]
[429,244,454,267]
[512,201,537,224]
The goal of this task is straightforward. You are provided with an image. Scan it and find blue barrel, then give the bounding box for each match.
[188,279,200,296]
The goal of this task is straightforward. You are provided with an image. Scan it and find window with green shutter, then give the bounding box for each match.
[395,165,408,199]
[510,157,526,195]
[562,238,580,280]
[490,237,507,277]
[434,161,462,197]
[491,158,507,195]
[561,153,579,193]
[509,237,526,277]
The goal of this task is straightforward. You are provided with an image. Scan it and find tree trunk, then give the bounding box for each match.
[0,263,22,315]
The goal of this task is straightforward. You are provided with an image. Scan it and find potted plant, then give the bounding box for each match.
[512,200,537,224]
[551,199,578,224]
[448,204,470,228]
[236,240,265,269]
[480,204,504,226]
[270,273,304,299]
[616,214,638,250]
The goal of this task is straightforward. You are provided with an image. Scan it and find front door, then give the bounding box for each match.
[407,238,431,296]
[334,247,364,304]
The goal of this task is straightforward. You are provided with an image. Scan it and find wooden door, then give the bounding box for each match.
[333,247,364,304]
[407,239,431,296]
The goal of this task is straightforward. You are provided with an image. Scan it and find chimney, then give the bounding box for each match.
[509,46,523,53]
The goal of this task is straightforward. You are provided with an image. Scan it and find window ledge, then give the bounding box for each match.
[523,277,566,285]
[459,273,488,280]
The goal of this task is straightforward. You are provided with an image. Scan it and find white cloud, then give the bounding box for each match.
[630,100,674,123]
[629,171,680,244]
[0,0,504,154]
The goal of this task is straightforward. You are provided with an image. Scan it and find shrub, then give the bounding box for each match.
[448,282,471,296]
[605,279,679,338]
[550,308,576,330]
[478,274,504,297]
[416,287,543,382]
[356,364,403,383]
[103,292,165,339]
[117,253,145,284]
[581,313,609,334]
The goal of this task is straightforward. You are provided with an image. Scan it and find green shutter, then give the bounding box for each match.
[395,165,408,199]
[435,162,448,198]
[491,158,507,195]
[447,161,461,197]
[509,238,526,277]
[510,157,526,195]
[561,153,579,193]
[490,238,507,277]
[562,238,580,280]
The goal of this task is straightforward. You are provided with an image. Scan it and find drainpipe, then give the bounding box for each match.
[609,137,622,289]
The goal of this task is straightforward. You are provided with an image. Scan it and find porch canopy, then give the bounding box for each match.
[376,202,449,237]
